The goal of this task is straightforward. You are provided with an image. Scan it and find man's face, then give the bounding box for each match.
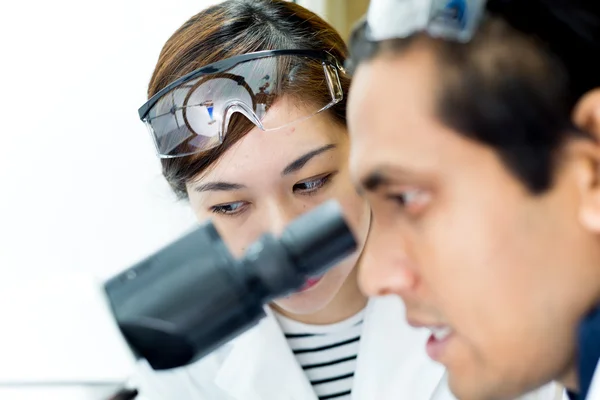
[348,47,600,399]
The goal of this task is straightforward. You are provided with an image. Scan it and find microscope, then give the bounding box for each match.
[0,200,356,400]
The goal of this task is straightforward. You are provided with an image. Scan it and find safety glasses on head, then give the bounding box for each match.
[138,50,345,158]
[347,0,486,72]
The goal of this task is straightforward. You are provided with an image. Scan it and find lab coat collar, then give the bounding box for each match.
[352,296,453,400]
[214,297,452,400]
[214,306,318,400]
[585,360,600,400]
[578,305,600,399]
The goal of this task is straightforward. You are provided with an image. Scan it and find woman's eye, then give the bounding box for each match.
[293,173,334,195]
[210,201,248,216]
[387,188,431,213]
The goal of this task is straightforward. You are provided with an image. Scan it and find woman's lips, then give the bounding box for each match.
[299,275,323,292]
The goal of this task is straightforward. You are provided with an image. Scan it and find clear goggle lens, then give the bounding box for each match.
[144,54,343,158]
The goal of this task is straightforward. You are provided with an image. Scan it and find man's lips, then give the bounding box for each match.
[426,326,454,361]
[407,319,455,362]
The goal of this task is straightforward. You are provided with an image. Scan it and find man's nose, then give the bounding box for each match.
[358,224,419,298]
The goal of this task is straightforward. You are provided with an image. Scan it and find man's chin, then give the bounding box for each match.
[448,373,543,400]
[448,371,498,400]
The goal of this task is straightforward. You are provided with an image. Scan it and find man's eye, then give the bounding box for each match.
[293,173,335,195]
[210,201,248,216]
[387,188,431,213]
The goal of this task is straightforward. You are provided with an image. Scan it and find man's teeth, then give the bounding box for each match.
[430,326,453,341]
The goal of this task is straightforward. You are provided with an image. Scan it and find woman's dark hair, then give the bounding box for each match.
[351,0,600,194]
[147,0,350,199]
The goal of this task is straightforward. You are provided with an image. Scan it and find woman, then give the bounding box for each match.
[130,1,450,399]
[129,1,561,399]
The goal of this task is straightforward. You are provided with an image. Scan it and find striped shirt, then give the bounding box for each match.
[274,309,365,400]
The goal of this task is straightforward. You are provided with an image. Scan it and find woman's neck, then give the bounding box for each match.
[272,267,368,325]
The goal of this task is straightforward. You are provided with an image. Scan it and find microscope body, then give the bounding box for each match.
[0,201,355,400]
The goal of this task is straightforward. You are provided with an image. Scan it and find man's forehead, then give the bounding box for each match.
[349,54,439,136]
[348,46,484,185]
[348,114,501,192]
[350,45,439,97]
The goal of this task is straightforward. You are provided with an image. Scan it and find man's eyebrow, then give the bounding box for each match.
[361,171,390,192]
[193,181,246,193]
[359,166,418,192]
[282,144,337,176]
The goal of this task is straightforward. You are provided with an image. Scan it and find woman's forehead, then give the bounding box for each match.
[196,116,345,183]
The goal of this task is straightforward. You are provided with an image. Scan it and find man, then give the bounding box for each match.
[345,0,600,399]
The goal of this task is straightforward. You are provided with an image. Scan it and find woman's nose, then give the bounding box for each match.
[358,227,419,298]
[265,201,307,237]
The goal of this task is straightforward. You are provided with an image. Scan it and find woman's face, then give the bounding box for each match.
[186,97,370,315]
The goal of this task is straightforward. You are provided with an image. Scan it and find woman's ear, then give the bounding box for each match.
[572,88,600,232]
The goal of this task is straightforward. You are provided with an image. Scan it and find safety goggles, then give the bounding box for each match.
[348,0,486,71]
[138,50,345,158]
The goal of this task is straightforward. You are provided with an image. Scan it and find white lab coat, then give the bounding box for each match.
[587,361,600,399]
[130,296,566,400]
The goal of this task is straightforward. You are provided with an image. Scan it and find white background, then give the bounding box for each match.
[0,0,326,280]
[0,0,227,280]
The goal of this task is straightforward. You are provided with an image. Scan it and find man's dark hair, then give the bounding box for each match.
[350,0,600,193]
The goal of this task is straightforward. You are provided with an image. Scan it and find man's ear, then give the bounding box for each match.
[573,89,600,137]
[572,88,600,232]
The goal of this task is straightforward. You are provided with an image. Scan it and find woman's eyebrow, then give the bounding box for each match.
[193,181,246,193]
[193,144,338,192]
[281,144,337,176]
